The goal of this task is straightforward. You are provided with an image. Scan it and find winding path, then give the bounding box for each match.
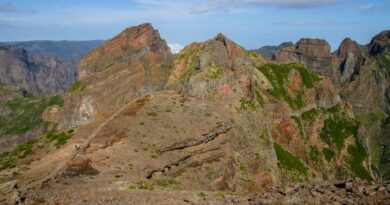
[1,98,136,195]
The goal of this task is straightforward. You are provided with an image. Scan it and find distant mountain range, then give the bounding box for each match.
[0,40,104,61]
[251,42,293,58]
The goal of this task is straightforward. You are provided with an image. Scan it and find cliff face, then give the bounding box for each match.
[0,45,77,95]
[272,38,339,79]
[272,30,390,180]
[62,23,174,128]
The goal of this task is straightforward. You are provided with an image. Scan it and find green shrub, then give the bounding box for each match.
[322,148,335,162]
[239,97,256,111]
[320,107,358,151]
[258,63,314,110]
[153,178,181,189]
[274,143,309,179]
[345,142,373,181]
[301,108,322,124]
[136,180,154,190]
[46,130,73,148]
[205,64,223,80]
[147,112,157,117]
[197,192,207,198]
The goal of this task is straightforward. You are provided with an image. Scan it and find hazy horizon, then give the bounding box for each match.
[0,0,389,52]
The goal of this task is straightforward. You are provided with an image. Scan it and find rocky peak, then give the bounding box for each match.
[337,38,363,59]
[295,38,332,58]
[64,23,174,127]
[79,23,173,79]
[369,30,390,56]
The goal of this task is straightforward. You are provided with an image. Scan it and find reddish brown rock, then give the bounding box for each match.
[62,23,174,127]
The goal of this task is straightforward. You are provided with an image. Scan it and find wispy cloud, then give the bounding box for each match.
[0,2,16,13]
[168,43,184,53]
[272,19,356,26]
[134,0,342,14]
[355,3,390,13]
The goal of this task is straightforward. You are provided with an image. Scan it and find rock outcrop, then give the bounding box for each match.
[0,45,77,95]
[271,30,390,181]
[62,23,174,127]
[272,38,338,79]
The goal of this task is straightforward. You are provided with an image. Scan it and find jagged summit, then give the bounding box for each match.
[369,29,390,56]
[79,23,172,79]
[337,38,362,59]
[295,38,332,58]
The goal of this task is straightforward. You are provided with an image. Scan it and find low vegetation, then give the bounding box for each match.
[258,63,319,110]
[205,64,223,80]
[345,141,373,181]
[0,95,64,135]
[45,130,74,149]
[67,81,86,93]
[0,139,38,170]
[320,105,358,151]
[274,143,309,181]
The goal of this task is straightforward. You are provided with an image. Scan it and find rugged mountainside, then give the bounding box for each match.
[62,23,174,128]
[272,30,390,180]
[0,24,388,204]
[0,40,104,61]
[252,42,293,59]
[0,45,77,95]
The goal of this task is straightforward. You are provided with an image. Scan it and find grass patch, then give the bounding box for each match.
[67,81,86,93]
[175,46,202,81]
[309,145,321,165]
[46,130,73,148]
[147,112,157,117]
[255,91,265,108]
[291,116,305,139]
[257,63,318,110]
[205,64,223,80]
[197,192,207,198]
[301,108,322,125]
[239,97,256,111]
[274,143,309,180]
[320,106,358,151]
[128,180,154,191]
[345,141,373,181]
[0,95,64,135]
[322,148,335,162]
[0,139,38,170]
[153,178,181,189]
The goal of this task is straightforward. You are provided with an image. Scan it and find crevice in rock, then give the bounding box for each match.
[160,122,232,153]
[146,154,192,179]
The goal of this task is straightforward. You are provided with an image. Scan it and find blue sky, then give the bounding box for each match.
[0,0,389,52]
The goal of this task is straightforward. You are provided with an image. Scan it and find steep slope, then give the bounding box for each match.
[272,31,390,180]
[62,23,174,128]
[0,40,104,61]
[0,45,77,95]
[0,24,382,204]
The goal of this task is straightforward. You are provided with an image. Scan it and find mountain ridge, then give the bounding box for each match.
[0,24,388,204]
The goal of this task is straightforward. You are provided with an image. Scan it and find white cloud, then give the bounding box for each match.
[168,43,184,54]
